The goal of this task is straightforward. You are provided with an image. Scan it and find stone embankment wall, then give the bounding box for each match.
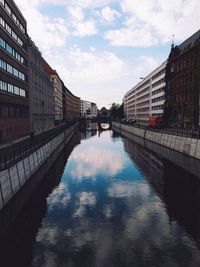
[112,122,200,160]
[0,123,78,211]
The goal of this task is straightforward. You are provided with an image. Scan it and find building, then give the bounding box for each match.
[43,60,63,126]
[0,0,29,143]
[124,61,167,126]
[80,100,91,117]
[28,37,54,134]
[165,30,200,129]
[63,84,80,122]
[91,102,98,117]
[80,100,97,118]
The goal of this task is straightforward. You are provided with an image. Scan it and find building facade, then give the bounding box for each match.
[43,61,63,126]
[80,100,97,118]
[0,0,29,143]
[63,85,80,122]
[28,37,54,134]
[124,61,166,126]
[165,30,200,129]
[91,102,98,117]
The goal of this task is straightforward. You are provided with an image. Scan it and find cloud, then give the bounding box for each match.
[69,145,125,180]
[79,192,96,206]
[104,26,158,47]
[117,0,200,46]
[108,182,150,199]
[97,6,121,23]
[47,183,71,209]
[15,0,69,51]
[73,20,98,36]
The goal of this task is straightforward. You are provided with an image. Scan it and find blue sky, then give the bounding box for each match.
[15,0,200,108]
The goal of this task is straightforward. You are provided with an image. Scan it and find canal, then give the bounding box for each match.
[1,129,200,267]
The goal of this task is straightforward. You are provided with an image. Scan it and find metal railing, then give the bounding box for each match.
[114,120,200,139]
[0,120,78,171]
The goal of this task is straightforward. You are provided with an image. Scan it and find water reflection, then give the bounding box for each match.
[0,132,81,267]
[30,131,200,267]
[1,130,200,267]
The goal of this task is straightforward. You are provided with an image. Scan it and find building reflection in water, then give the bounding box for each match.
[0,132,81,267]
[123,134,200,250]
[1,130,200,267]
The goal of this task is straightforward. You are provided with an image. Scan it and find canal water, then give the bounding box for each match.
[1,129,200,267]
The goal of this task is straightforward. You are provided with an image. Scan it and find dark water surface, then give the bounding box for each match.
[1,130,200,267]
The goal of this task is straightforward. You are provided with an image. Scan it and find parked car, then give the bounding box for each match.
[127,119,136,124]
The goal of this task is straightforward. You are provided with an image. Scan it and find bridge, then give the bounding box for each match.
[80,117,112,131]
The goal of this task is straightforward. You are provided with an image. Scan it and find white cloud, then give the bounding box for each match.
[105,27,158,47]
[47,183,71,209]
[69,145,125,180]
[15,0,69,51]
[108,182,150,199]
[98,6,121,23]
[73,20,98,36]
[68,6,85,22]
[79,192,96,206]
[117,0,200,46]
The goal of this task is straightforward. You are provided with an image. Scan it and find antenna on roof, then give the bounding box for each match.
[171,34,175,48]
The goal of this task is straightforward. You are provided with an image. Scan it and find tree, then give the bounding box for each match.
[110,103,124,119]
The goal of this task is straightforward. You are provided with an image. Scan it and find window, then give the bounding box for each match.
[0,17,5,27]
[0,57,26,80]
[8,84,13,93]
[0,0,5,6]
[14,86,19,95]
[0,59,6,70]
[5,3,11,15]
[0,80,7,91]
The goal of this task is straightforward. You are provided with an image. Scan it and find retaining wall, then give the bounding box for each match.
[0,123,78,211]
[112,122,200,160]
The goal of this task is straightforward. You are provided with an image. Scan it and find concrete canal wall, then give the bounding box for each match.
[112,121,200,160]
[0,123,79,211]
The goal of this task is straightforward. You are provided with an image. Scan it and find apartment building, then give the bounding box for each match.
[63,84,80,122]
[43,60,63,126]
[80,100,98,118]
[124,61,167,126]
[91,102,98,117]
[28,37,54,134]
[165,30,200,129]
[0,0,29,142]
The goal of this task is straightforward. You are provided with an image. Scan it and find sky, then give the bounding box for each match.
[15,0,200,109]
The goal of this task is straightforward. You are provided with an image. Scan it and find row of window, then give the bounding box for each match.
[0,16,24,48]
[152,78,165,88]
[0,58,26,81]
[152,88,164,96]
[152,96,165,103]
[0,37,26,65]
[0,0,26,34]
[0,104,29,118]
[0,80,26,97]
[152,105,164,111]
[152,69,165,80]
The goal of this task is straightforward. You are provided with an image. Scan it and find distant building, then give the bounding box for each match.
[63,84,80,122]
[43,60,63,126]
[165,30,200,129]
[80,100,97,118]
[28,37,54,134]
[0,0,29,142]
[124,61,166,125]
[91,103,98,117]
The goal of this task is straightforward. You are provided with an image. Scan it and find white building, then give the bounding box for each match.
[80,100,97,118]
[124,61,167,125]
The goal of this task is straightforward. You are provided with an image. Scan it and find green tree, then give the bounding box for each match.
[110,103,124,119]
